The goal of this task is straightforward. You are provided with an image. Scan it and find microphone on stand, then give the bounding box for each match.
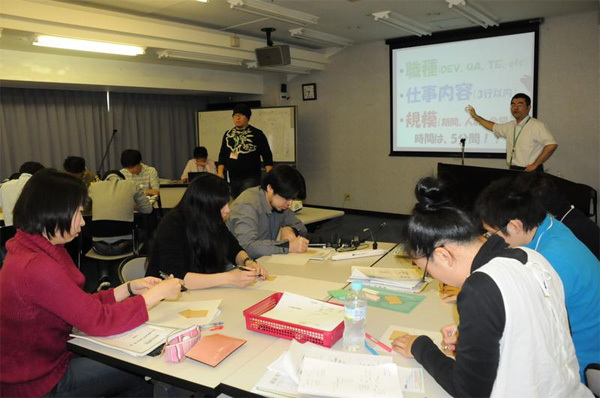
[363,222,387,250]
[460,138,466,166]
[97,129,118,177]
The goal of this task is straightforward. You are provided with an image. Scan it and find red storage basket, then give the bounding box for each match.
[243,292,344,348]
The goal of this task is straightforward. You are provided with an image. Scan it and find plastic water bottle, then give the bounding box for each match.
[343,281,367,352]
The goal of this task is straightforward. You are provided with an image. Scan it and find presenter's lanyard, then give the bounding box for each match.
[509,116,530,166]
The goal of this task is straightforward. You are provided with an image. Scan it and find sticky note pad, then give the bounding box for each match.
[179,309,208,318]
[362,288,379,295]
[266,275,277,281]
[364,293,380,301]
[389,330,408,341]
[384,295,403,305]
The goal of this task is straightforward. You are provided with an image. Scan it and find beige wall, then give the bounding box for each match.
[257,10,599,214]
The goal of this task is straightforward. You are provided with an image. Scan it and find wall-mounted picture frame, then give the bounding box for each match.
[302,83,317,101]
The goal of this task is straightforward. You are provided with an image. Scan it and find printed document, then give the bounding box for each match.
[261,293,344,331]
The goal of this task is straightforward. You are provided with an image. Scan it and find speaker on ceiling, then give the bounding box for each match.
[255,45,291,67]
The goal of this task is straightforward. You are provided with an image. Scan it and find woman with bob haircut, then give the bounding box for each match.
[146,172,268,288]
[0,169,183,397]
[391,177,590,398]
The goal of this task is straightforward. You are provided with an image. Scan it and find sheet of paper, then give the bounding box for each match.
[261,292,344,332]
[70,324,174,357]
[265,249,330,266]
[382,325,443,350]
[298,358,403,398]
[253,368,311,398]
[277,340,393,384]
[398,367,425,393]
[351,266,422,281]
[248,275,346,300]
[147,299,221,329]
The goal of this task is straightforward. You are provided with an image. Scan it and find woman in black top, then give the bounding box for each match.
[146,173,268,288]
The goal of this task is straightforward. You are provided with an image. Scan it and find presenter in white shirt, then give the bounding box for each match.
[468,93,558,172]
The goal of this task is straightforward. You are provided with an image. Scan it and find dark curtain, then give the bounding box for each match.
[0,87,206,180]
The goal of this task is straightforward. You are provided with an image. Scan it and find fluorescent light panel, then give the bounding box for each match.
[33,35,145,56]
[157,50,244,66]
[372,11,432,37]
[246,61,310,75]
[289,28,353,47]
[228,0,318,26]
[445,0,498,28]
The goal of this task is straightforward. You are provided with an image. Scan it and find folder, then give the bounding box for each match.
[185,333,246,367]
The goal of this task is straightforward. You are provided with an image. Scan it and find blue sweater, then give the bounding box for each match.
[525,215,600,379]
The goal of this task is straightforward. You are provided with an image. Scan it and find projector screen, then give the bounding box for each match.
[389,22,539,157]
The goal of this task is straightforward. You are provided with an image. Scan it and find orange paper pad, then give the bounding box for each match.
[185,334,246,367]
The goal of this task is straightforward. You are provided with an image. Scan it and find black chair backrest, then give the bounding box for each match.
[90,220,134,238]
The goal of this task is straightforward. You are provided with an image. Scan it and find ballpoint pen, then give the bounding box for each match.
[159,271,188,292]
[237,265,263,278]
[364,341,378,355]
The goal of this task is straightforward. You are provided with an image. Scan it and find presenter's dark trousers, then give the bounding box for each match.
[230,175,261,198]
[509,164,544,172]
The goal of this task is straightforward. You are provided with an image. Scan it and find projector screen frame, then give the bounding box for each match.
[386,19,542,158]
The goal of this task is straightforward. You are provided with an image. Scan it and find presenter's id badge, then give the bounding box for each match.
[229,152,239,160]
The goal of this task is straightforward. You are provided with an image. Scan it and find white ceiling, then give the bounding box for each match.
[54,0,598,49]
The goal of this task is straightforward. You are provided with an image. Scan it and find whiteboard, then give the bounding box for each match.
[197,106,296,163]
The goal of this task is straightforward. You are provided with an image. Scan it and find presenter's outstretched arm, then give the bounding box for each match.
[468,106,495,131]
[525,144,558,172]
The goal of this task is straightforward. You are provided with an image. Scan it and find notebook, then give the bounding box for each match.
[185,333,246,367]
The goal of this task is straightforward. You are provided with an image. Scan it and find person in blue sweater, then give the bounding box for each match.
[475,177,600,381]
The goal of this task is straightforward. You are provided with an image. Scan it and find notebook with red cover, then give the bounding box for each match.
[184,333,246,367]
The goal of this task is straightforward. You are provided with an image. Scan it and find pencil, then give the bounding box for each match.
[365,332,392,352]
[364,341,378,355]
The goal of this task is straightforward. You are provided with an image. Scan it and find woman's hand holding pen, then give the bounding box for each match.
[228,268,259,287]
[141,277,184,308]
[441,324,458,355]
[243,260,269,280]
[129,277,162,294]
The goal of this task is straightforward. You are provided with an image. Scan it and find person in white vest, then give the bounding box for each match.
[392,177,591,398]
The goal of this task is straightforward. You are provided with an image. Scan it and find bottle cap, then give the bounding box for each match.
[351,281,363,291]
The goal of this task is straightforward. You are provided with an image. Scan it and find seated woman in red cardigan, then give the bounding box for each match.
[0,169,184,397]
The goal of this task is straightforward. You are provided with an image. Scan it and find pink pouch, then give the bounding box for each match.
[163,325,201,363]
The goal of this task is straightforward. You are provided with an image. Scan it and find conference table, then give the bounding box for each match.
[68,243,455,398]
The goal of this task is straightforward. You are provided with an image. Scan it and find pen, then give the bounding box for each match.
[365,332,392,353]
[364,341,378,355]
[237,266,262,278]
[443,326,458,351]
[200,321,224,331]
[159,271,188,292]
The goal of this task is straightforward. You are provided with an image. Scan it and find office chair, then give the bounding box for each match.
[118,256,148,283]
[84,220,141,291]
[586,363,600,397]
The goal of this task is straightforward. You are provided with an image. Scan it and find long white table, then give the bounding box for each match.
[67,244,394,396]
[222,250,457,398]
[294,206,344,225]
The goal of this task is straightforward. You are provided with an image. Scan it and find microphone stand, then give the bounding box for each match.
[97,129,118,177]
[460,138,466,166]
[364,222,387,250]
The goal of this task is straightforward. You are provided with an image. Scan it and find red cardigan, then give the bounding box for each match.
[0,231,148,397]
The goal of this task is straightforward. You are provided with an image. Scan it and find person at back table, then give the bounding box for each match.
[88,170,153,221]
[217,103,274,198]
[0,169,183,397]
[0,161,44,227]
[392,177,591,398]
[475,177,600,380]
[120,149,160,196]
[146,173,268,289]
[181,146,217,182]
[63,155,97,187]
[227,165,308,259]
[468,93,558,172]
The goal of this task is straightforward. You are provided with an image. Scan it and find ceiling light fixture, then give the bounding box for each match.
[227,0,319,26]
[32,35,145,56]
[157,50,244,66]
[289,28,353,47]
[445,0,498,28]
[372,11,432,37]
[195,0,209,3]
[246,61,310,75]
